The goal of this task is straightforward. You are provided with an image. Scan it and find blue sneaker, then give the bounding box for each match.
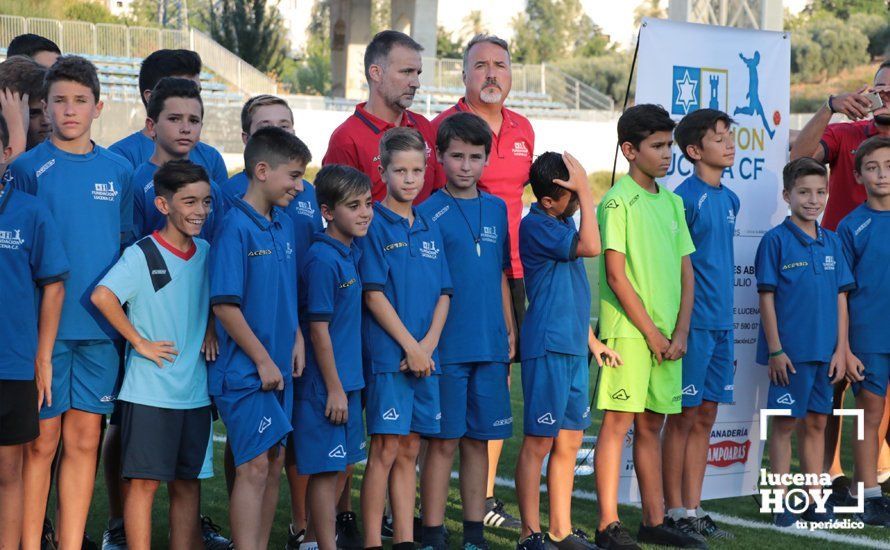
[773,510,799,528]
[858,495,890,527]
[802,504,834,523]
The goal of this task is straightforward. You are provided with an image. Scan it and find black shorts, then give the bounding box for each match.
[0,379,38,445]
[508,277,526,362]
[120,401,211,481]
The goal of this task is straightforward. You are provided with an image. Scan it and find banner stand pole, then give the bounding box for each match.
[610,23,644,188]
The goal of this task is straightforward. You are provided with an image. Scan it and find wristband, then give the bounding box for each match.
[827,95,837,114]
[769,349,785,358]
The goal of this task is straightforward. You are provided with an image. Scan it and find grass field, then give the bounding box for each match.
[76,258,890,549]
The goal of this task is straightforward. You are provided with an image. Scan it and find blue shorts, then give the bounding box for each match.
[851,352,890,397]
[292,390,365,474]
[521,353,591,437]
[214,383,293,467]
[767,361,832,418]
[41,339,120,419]
[682,329,734,407]
[418,362,512,440]
[197,418,216,479]
[365,372,440,436]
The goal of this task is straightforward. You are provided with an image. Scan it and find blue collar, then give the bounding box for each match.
[782,216,823,246]
[314,231,356,258]
[373,202,429,232]
[231,196,280,231]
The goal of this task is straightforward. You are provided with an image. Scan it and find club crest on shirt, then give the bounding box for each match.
[92,181,118,202]
[481,225,498,244]
[294,200,315,217]
[823,255,836,271]
[726,208,736,225]
[420,240,440,259]
[0,228,25,250]
[285,241,294,260]
[512,141,530,157]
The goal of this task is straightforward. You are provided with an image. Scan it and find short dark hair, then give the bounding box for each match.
[45,55,100,101]
[241,94,293,134]
[314,164,372,210]
[674,108,734,163]
[243,126,312,179]
[529,152,570,202]
[463,34,511,71]
[8,34,60,58]
[363,30,423,80]
[0,55,47,100]
[782,157,826,191]
[617,103,676,150]
[147,77,203,122]
[0,114,9,149]
[854,135,890,173]
[139,49,202,108]
[379,127,427,168]
[153,159,210,199]
[877,59,890,76]
[436,112,492,156]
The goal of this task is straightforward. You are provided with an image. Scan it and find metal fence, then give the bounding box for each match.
[0,14,276,95]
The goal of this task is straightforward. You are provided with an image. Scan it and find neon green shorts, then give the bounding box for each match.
[595,338,683,414]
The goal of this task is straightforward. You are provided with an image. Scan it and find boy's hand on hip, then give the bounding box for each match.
[134,338,178,368]
[768,353,795,386]
[325,387,348,424]
[34,356,52,410]
[256,359,284,391]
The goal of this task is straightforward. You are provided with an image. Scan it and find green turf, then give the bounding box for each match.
[76,257,888,548]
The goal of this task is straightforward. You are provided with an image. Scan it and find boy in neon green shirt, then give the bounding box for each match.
[593,104,702,550]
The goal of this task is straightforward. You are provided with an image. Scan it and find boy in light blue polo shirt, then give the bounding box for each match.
[755,158,854,527]
[358,128,452,549]
[514,152,619,550]
[294,164,372,550]
[92,160,215,549]
[209,127,307,549]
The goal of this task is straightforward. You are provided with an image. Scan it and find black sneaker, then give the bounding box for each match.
[413,517,423,544]
[594,522,639,550]
[857,495,890,527]
[802,503,835,523]
[544,529,596,550]
[664,517,707,547]
[284,524,306,550]
[483,497,521,530]
[690,515,734,540]
[831,475,852,497]
[336,511,363,550]
[517,533,546,550]
[638,521,707,549]
[382,515,394,540]
[101,519,128,549]
[82,533,99,550]
[41,518,57,550]
[201,516,233,550]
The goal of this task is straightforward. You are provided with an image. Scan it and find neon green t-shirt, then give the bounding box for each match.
[598,174,695,340]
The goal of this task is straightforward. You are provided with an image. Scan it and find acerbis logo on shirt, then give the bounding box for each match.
[481,226,498,244]
[339,278,357,289]
[781,261,807,271]
[92,181,118,202]
[36,159,55,177]
[420,240,440,259]
[492,417,512,427]
[0,228,25,250]
[248,249,272,258]
[384,241,408,251]
[854,218,871,236]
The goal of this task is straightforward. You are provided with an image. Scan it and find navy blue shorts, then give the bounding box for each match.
[767,361,832,418]
[365,372,440,436]
[521,353,591,437]
[682,329,734,407]
[292,389,365,474]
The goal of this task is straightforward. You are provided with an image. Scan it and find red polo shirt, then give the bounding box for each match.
[432,98,535,278]
[820,119,878,230]
[322,102,440,204]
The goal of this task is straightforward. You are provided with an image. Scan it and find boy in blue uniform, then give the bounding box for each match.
[91,160,217,550]
[108,49,228,184]
[358,127,452,549]
[663,109,739,540]
[210,127,307,549]
[838,136,890,526]
[294,164,372,550]
[10,55,134,550]
[514,151,619,550]
[0,116,68,550]
[417,112,516,550]
[755,157,854,526]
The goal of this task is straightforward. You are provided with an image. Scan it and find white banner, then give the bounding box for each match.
[618,17,791,502]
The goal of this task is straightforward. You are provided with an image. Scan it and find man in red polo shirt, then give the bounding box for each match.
[791,59,890,493]
[432,34,535,531]
[323,30,439,204]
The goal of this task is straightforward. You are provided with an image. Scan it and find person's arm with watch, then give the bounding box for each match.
[790,86,875,162]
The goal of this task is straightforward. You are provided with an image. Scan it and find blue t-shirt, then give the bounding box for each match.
[10,140,134,340]
[519,203,590,360]
[109,131,229,185]
[209,198,299,394]
[754,218,855,365]
[674,175,740,330]
[98,233,211,408]
[358,202,453,374]
[299,232,364,396]
[0,186,70,380]
[837,204,890,354]
[131,161,229,243]
[225,171,249,198]
[417,189,511,365]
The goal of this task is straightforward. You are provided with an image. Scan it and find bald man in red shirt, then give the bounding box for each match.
[432,34,535,531]
[323,30,439,204]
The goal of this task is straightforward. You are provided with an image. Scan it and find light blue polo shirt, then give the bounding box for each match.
[299,232,364,396]
[0,186,70,380]
[519,202,590,360]
[417,189,511,365]
[358,202,453,374]
[98,233,211,408]
[10,140,133,340]
[755,218,855,365]
[837,204,890,354]
[674,174,740,330]
[209,198,299,394]
[109,130,229,185]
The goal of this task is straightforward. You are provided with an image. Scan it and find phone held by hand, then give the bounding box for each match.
[863,91,884,112]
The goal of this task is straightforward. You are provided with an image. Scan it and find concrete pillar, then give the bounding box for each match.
[668,0,783,31]
[390,0,437,87]
[330,0,372,99]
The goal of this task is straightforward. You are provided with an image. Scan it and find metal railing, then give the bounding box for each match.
[0,14,277,95]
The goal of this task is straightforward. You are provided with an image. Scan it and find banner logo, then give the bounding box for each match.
[672,66,728,115]
[707,439,751,467]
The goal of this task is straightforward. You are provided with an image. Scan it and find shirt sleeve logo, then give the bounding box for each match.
[603,199,620,209]
[339,277,357,289]
[0,228,24,250]
[92,181,119,202]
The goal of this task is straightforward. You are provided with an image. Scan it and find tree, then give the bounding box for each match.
[805,0,888,19]
[437,26,463,59]
[206,0,290,73]
[279,0,330,94]
[633,0,666,28]
[511,0,609,63]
